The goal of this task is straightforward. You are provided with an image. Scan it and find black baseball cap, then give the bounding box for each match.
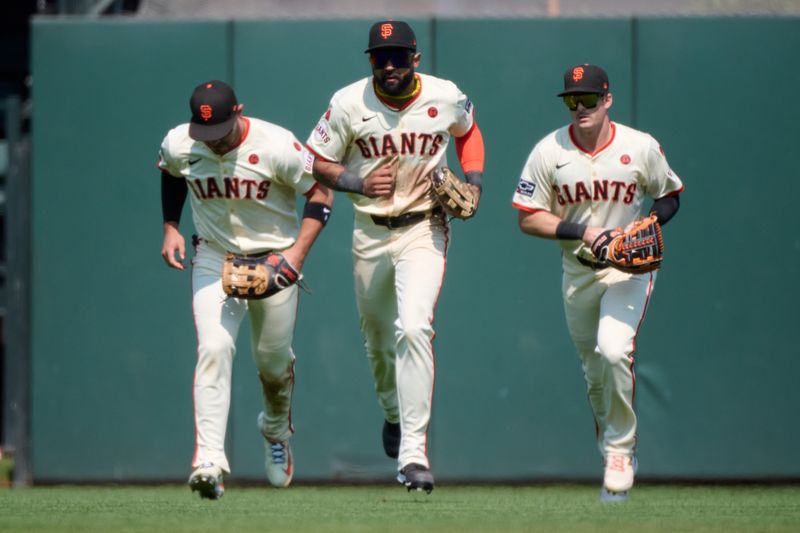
[365,20,417,53]
[557,64,609,96]
[188,80,239,141]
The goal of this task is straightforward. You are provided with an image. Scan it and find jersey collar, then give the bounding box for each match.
[373,74,423,112]
[569,121,616,157]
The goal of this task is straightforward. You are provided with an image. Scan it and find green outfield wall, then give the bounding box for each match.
[29,17,800,481]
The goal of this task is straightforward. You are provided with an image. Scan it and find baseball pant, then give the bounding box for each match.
[562,256,655,458]
[191,239,297,474]
[352,211,449,470]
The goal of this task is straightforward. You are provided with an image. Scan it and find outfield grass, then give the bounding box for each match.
[1,484,799,532]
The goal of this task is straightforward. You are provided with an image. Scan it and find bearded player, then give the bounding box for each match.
[159,80,333,499]
[512,65,683,501]
[305,20,485,493]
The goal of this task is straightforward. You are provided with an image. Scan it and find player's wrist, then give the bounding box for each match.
[464,171,483,192]
[334,170,364,194]
[555,221,587,241]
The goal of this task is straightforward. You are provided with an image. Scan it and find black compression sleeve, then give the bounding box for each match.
[649,195,680,226]
[161,170,188,224]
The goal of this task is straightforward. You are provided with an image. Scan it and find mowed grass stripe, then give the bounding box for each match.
[1,485,799,532]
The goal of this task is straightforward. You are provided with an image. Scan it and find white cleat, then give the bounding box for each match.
[188,463,224,500]
[600,486,629,502]
[264,440,293,488]
[601,454,637,501]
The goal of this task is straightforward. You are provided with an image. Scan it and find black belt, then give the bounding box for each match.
[577,255,610,271]
[370,207,443,229]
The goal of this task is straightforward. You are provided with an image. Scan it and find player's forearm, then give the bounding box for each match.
[455,124,485,191]
[312,159,364,194]
[286,221,323,270]
[649,194,680,226]
[284,187,333,270]
[518,210,563,240]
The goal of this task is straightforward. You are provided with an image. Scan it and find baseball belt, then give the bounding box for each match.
[370,206,443,230]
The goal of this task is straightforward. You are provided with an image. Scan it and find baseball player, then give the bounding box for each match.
[158,80,333,499]
[512,65,683,501]
[305,20,485,493]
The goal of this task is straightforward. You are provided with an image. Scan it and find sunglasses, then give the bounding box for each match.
[370,49,414,69]
[563,93,602,111]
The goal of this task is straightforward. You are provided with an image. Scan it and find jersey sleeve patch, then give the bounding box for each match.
[313,119,332,145]
[302,148,315,174]
[515,179,536,197]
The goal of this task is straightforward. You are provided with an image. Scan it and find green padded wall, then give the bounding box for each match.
[29,17,800,481]
[633,17,800,478]
[31,19,231,480]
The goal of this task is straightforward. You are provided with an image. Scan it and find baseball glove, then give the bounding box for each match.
[590,214,664,274]
[429,167,477,219]
[221,251,301,299]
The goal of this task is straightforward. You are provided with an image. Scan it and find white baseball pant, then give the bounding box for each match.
[562,256,656,458]
[190,239,297,473]
[352,211,449,469]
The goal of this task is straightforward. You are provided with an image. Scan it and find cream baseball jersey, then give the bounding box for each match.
[512,122,684,259]
[306,73,474,216]
[158,117,317,254]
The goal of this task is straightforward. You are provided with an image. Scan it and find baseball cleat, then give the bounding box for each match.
[603,454,637,495]
[382,420,401,459]
[397,463,434,494]
[264,440,293,488]
[600,486,629,502]
[189,463,224,500]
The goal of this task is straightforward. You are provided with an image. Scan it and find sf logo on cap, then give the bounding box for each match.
[200,105,213,121]
[572,67,585,82]
[381,23,393,39]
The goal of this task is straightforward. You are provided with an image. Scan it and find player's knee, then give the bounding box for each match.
[254,348,293,379]
[197,337,235,360]
[258,364,293,388]
[596,342,631,366]
[596,328,634,366]
[396,320,432,348]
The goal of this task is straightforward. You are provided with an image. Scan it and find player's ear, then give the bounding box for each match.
[412,52,421,69]
[235,103,244,114]
[603,92,613,110]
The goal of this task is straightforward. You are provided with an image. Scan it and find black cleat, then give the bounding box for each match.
[397,463,434,494]
[189,463,225,500]
[382,420,401,459]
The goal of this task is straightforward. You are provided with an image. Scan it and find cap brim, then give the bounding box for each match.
[188,116,236,142]
[557,88,605,96]
[364,43,416,53]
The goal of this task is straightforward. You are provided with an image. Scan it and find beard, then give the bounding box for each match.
[375,68,415,97]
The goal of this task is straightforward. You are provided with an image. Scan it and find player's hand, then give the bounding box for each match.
[582,226,605,246]
[279,245,305,273]
[161,222,186,270]
[467,183,482,208]
[362,155,397,198]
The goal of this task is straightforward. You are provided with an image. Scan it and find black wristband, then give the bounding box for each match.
[555,221,587,240]
[464,171,483,192]
[303,201,331,225]
[335,170,364,194]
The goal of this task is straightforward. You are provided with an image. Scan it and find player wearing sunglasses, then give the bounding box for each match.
[512,64,684,501]
[306,20,485,494]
